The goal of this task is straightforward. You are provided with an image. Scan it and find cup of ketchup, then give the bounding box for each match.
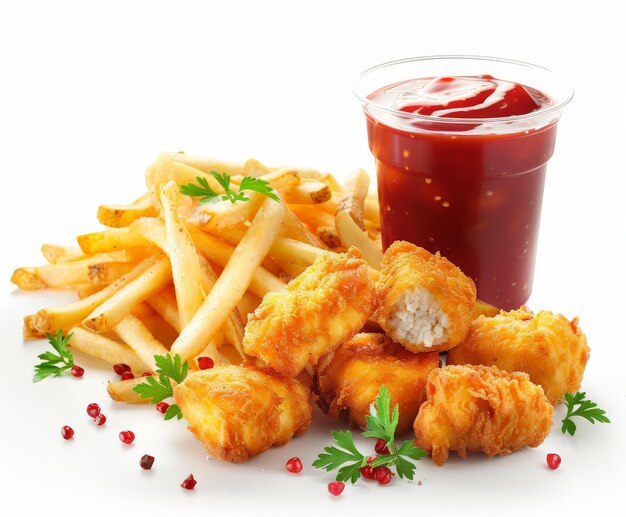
[355,56,573,310]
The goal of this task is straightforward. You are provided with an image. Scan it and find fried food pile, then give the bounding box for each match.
[13,155,591,467]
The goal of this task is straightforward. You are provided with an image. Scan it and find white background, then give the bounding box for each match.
[1,1,624,516]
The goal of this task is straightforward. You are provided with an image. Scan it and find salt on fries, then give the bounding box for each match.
[12,152,497,404]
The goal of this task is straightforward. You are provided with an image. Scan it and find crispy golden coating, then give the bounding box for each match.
[447,307,590,405]
[375,241,476,353]
[414,365,553,466]
[316,333,439,434]
[243,247,377,377]
[173,363,312,463]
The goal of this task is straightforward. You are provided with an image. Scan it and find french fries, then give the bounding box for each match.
[113,314,169,372]
[160,181,205,327]
[34,258,156,333]
[337,167,370,231]
[97,193,156,228]
[13,153,384,409]
[69,326,150,374]
[335,210,383,268]
[82,256,171,332]
[280,181,331,205]
[107,377,151,404]
[171,197,286,360]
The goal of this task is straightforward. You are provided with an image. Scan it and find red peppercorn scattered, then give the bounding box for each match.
[360,465,375,479]
[61,425,74,440]
[375,439,390,455]
[94,413,107,426]
[70,365,84,378]
[327,481,344,496]
[547,453,561,470]
[140,454,155,470]
[374,466,393,485]
[181,474,197,490]
[86,403,101,418]
[142,372,153,377]
[120,371,135,381]
[119,430,135,444]
[197,356,214,370]
[285,457,303,473]
[155,402,169,414]
[113,363,131,376]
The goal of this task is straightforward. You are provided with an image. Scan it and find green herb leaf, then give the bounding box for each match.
[239,176,280,202]
[180,171,279,205]
[164,404,183,420]
[312,430,366,484]
[133,354,189,420]
[561,391,610,436]
[363,385,398,444]
[313,386,426,484]
[179,176,221,204]
[32,330,75,383]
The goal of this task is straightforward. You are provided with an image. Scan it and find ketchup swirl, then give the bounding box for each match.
[396,75,543,119]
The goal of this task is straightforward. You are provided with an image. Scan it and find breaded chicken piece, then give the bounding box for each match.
[375,241,476,353]
[173,363,312,463]
[447,307,590,405]
[243,247,377,377]
[414,365,553,466]
[316,333,439,434]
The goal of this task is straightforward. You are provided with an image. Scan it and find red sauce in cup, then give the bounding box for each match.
[365,75,558,309]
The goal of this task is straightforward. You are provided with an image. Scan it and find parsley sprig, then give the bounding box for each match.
[33,329,75,382]
[180,171,279,204]
[133,354,189,420]
[561,391,610,436]
[313,386,426,483]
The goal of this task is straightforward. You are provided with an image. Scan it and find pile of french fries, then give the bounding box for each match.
[12,152,384,403]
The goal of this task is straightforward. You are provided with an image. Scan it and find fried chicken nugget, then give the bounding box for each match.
[173,363,312,463]
[375,241,476,353]
[316,333,439,434]
[243,247,377,377]
[447,307,590,405]
[414,365,553,466]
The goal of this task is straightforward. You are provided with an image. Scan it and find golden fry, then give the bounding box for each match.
[107,377,151,404]
[34,258,156,333]
[171,198,286,360]
[69,326,150,373]
[97,192,155,228]
[82,255,171,332]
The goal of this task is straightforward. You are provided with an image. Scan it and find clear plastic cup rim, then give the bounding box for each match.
[353,55,574,125]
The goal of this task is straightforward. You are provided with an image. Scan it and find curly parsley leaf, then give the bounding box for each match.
[33,330,75,382]
[179,175,221,204]
[239,176,280,202]
[180,171,279,205]
[133,354,189,420]
[313,386,427,483]
[561,391,610,436]
[312,430,366,483]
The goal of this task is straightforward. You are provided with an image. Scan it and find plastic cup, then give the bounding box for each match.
[355,56,573,310]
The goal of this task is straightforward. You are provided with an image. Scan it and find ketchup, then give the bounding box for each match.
[365,75,558,309]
